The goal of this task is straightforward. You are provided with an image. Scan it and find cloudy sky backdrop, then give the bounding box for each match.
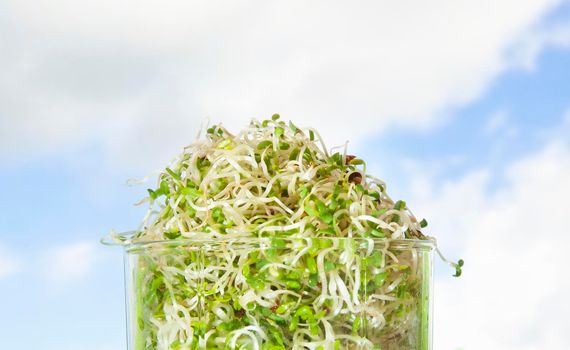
[1,1,570,349]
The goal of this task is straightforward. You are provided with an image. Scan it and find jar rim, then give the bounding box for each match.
[102,231,435,251]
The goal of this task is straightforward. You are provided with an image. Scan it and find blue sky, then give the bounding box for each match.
[1,1,570,349]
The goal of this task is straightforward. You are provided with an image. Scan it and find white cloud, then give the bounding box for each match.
[0,0,565,171]
[408,139,570,349]
[0,246,20,279]
[45,242,98,284]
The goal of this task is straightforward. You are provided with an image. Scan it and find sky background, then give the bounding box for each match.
[1,1,570,349]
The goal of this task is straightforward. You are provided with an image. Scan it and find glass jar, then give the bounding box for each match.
[114,237,433,349]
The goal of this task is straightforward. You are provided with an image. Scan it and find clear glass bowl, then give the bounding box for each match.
[116,237,434,350]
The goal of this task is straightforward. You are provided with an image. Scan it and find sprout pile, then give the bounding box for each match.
[117,115,462,350]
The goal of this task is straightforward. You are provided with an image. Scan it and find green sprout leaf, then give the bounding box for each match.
[453,259,464,277]
[394,200,406,210]
[289,121,299,134]
[257,140,273,149]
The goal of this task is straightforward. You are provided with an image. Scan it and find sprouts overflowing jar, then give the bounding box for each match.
[105,115,461,349]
